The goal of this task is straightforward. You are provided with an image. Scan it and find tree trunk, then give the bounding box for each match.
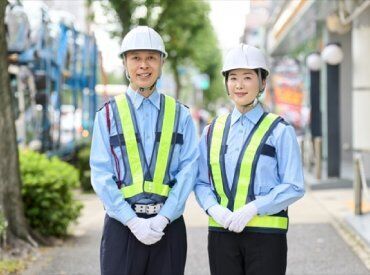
[171,59,181,100]
[0,0,33,247]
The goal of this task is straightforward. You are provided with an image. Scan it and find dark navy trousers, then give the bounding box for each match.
[100,214,187,275]
[208,230,287,275]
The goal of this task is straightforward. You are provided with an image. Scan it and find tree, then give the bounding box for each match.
[106,0,224,101]
[0,0,33,248]
[191,17,225,108]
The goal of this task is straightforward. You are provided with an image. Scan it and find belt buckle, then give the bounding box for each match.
[134,204,146,213]
[145,203,163,215]
[145,205,154,215]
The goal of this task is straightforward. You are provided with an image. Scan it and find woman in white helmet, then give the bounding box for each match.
[90,26,199,275]
[194,44,305,275]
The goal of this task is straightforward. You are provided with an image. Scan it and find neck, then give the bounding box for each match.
[236,99,257,114]
[138,88,155,98]
[131,84,156,98]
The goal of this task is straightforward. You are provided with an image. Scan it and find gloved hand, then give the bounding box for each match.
[150,215,169,233]
[126,217,164,245]
[208,204,233,229]
[226,202,258,233]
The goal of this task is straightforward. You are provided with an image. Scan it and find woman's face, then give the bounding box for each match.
[227,69,264,110]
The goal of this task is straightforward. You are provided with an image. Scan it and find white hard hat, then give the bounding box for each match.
[222,44,269,76]
[119,26,167,58]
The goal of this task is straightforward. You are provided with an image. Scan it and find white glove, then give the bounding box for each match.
[150,215,169,233]
[226,202,258,233]
[208,204,233,229]
[126,217,164,245]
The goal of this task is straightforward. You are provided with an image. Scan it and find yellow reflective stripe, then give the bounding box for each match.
[209,114,229,208]
[115,94,143,198]
[208,112,288,231]
[145,95,176,196]
[209,215,288,229]
[209,217,220,227]
[234,113,279,211]
[247,215,288,229]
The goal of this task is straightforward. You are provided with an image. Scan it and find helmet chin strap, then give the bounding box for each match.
[258,68,264,93]
[124,69,158,94]
[138,82,157,93]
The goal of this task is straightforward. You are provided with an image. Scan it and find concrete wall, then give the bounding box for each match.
[352,7,370,174]
[328,31,352,163]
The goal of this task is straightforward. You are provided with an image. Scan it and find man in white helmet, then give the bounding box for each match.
[194,44,304,275]
[90,26,199,275]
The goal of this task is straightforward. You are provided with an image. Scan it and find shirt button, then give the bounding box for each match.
[239,130,243,134]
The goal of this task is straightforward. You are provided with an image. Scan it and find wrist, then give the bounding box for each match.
[207,204,220,216]
[157,215,169,225]
[247,202,258,216]
[126,216,140,229]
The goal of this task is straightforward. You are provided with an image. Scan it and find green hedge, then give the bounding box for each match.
[76,145,92,192]
[19,150,83,237]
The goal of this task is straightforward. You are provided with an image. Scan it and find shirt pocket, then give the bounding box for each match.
[255,154,278,195]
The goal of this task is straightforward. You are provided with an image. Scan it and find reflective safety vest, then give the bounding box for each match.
[109,93,181,204]
[208,112,289,233]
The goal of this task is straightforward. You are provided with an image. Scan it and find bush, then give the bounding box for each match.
[0,260,26,274]
[76,145,92,192]
[19,150,83,237]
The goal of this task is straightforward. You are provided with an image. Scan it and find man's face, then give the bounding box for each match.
[124,50,163,91]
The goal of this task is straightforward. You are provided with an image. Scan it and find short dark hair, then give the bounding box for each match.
[253,69,268,80]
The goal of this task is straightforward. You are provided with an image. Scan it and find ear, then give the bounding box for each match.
[123,59,129,74]
[261,79,266,90]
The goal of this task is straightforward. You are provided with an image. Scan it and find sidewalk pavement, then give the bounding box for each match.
[304,162,370,269]
[22,189,370,274]
[22,161,370,274]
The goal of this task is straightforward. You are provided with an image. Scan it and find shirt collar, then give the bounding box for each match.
[126,85,160,110]
[230,103,264,126]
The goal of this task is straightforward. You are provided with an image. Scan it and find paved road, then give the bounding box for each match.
[23,193,370,275]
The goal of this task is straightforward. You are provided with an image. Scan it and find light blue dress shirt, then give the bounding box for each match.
[90,86,199,225]
[194,103,305,216]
